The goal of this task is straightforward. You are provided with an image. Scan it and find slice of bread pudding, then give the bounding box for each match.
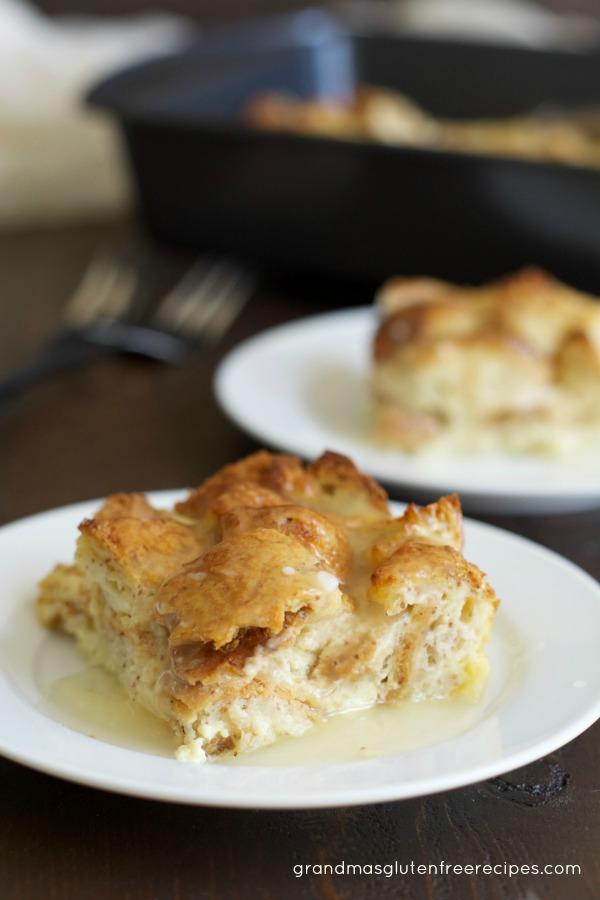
[372,267,600,455]
[37,450,498,763]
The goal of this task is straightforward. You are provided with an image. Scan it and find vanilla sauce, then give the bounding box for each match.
[38,613,524,766]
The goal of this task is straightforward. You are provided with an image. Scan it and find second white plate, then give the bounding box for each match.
[215,307,600,514]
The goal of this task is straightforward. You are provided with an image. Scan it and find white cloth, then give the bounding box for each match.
[0,0,192,229]
[393,0,600,48]
[337,0,600,49]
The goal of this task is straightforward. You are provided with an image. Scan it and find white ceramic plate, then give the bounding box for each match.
[1,493,600,809]
[214,308,600,514]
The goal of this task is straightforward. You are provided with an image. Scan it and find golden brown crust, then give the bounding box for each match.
[36,563,89,630]
[155,526,347,675]
[245,92,365,139]
[176,449,391,523]
[175,450,317,519]
[372,267,600,454]
[306,450,390,517]
[369,539,495,614]
[36,450,499,762]
[376,267,600,360]
[208,483,287,518]
[221,503,352,580]
[373,276,453,317]
[78,516,206,591]
[245,87,600,168]
[366,494,464,567]
[93,493,164,521]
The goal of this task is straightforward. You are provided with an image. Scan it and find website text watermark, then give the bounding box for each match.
[292,861,581,878]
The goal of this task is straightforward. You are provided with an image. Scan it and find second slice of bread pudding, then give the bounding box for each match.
[37,451,498,763]
[372,267,600,455]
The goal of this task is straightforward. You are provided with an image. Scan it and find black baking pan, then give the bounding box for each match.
[88,11,600,291]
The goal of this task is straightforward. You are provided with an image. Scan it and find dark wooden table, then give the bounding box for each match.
[0,216,598,900]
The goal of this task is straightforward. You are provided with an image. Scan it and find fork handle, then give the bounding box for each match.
[0,321,190,407]
[81,319,189,363]
[0,332,109,406]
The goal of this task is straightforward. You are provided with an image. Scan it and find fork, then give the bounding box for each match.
[0,253,256,406]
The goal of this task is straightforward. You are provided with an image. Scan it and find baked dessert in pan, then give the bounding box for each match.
[372,267,600,455]
[37,451,498,763]
[246,86,600,169]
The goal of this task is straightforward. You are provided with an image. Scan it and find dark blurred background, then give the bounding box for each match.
[27,0,600,26]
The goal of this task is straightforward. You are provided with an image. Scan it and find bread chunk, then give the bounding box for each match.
[372,267,600,455]
[246,87,600,168]
[37,450,498,763]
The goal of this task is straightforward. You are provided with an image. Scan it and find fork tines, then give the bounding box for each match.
[153,256,256,344]
[63,253,139,329]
